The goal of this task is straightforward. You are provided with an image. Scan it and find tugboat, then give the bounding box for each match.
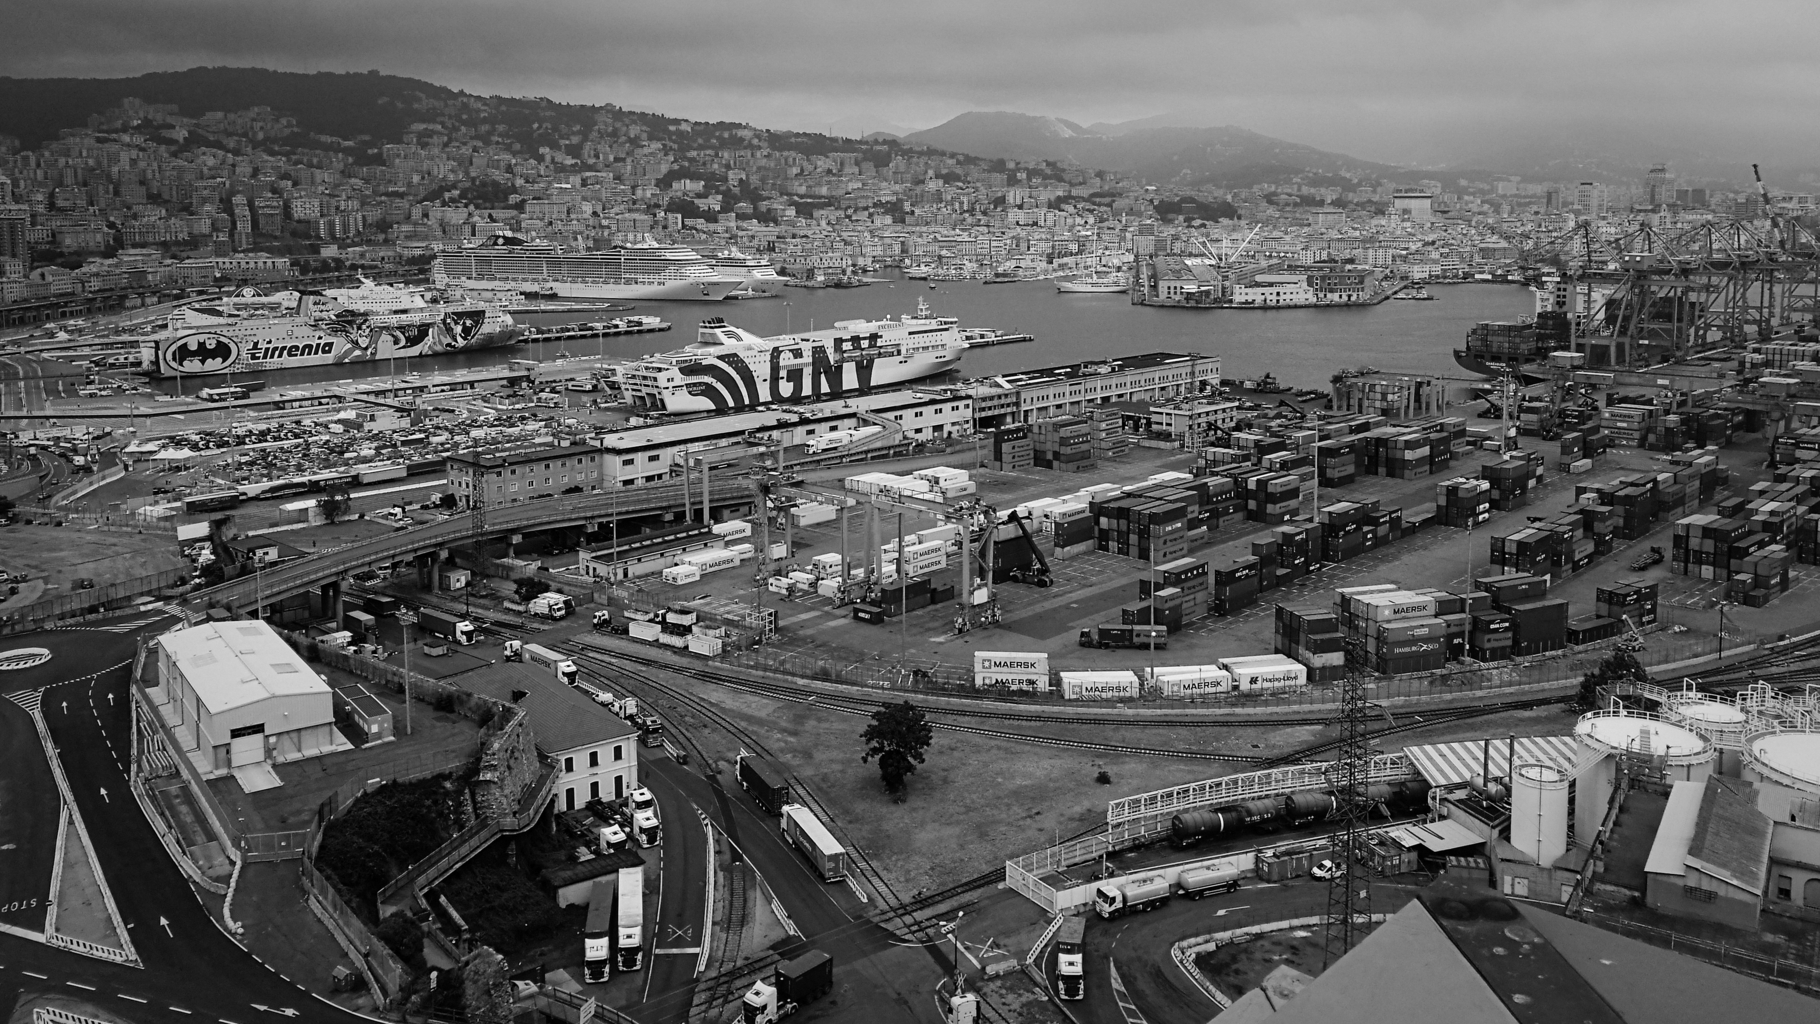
[1237,372,1294,394]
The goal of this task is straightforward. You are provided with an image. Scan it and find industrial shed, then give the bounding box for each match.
[333,681,394,744]
[155,620,339,784]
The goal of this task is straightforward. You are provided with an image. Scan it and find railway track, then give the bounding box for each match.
[574,641,1575,765]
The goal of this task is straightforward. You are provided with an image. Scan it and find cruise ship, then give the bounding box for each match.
[432,234,743,301]
[617,297,966,413]
[703,247,786,295]
[145,293,519,377]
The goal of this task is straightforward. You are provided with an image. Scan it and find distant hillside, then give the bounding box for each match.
[904,111,1403,186]
[0,67,480,148]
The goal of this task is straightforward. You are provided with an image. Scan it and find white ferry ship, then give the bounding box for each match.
[432,234,742,301]
[617,297,965,413]
[145,293,519,377]
[704,247,786,295]
[1056,270,1129,293]
[320,276,434,313]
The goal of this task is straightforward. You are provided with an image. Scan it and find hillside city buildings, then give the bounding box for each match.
[0,93,1814,309]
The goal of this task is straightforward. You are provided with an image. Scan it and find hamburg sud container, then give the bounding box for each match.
[1147,665,1234,699]
[973,651,1051,691]
[1216,655,1309,692]
[1059,670,1140,701]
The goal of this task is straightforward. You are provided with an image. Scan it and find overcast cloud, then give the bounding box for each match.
[11,1,1820,176]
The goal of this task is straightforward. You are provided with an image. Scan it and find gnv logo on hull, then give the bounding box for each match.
[163,333,240,374]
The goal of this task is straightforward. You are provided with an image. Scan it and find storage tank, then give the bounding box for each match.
[1742,730,1820,821]
[1509,763,1569,866]
[1573,710,1715,842]
[1667,696,1748,775]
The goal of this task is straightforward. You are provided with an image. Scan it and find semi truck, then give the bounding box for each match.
[416,608,476,645]
[343,609,377,638]
[1077,624,1168,650]
[738,754,794,815]
[1177,865,1244,899]
[1093,875,1170,918]
[583,876,614,983]
[516,642,579,685]
[741,950,834,1024]
[1053,916,1085,1000]
[614,864,644,972]
[781,804,848,882]
[363,594,401,618]
[629,787,661,847]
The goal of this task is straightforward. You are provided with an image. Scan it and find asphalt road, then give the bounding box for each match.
[633,755,707,1022]
[0,614,374,1024]
[0,682,59,934]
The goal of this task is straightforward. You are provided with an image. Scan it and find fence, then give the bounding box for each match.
[0,566,191,634]
[14,505,179,534]
[1586,913,1820,994]
[302,852,408,1005]
[48,464,127,507]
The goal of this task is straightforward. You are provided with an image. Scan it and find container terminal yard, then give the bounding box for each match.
[10,298,1820,1024]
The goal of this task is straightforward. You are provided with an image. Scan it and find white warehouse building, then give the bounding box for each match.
[154,620,342,781]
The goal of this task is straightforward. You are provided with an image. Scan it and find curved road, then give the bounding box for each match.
[0,616,367,1024]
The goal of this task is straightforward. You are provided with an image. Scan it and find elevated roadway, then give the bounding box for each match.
[191,480,757,610]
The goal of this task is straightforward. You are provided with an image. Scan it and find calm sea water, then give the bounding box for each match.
[193,276,1533,393]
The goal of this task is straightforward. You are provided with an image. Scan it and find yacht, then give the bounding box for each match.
[1056,270,1129,293]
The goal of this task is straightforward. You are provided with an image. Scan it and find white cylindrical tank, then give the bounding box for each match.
[1509,763,1569,867]
[1573,711,1716,841]
[1669,697,1748,776]
[1743,730,1820,821]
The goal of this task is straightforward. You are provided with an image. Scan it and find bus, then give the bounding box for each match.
[780,804,849,882]
[197,385,249,403]
[583,876,614,983]
[615,864,644,972]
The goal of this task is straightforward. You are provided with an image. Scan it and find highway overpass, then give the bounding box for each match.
[191,479,758,610]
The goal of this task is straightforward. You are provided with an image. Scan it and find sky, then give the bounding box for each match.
[12,0,1820,179]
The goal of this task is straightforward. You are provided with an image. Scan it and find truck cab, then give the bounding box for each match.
[742,950,833,1024]
[1053,916,1085,1000]
[632,808,661,848]
[1093,875,1170,919]
[596,822,629,853]
[503,639,523,661]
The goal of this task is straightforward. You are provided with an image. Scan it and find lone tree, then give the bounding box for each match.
[1575,650,1649,711]
[862,701,933,797]
[318,485,352,524]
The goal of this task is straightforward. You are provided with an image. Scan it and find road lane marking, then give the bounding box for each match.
[169,1008,192,1015]
[23,971,48,979]
[67,982,96,990]
[119,995,148,1003]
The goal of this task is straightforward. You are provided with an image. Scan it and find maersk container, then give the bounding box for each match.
[1059,670,1140,701]
[1149,665,1233,698]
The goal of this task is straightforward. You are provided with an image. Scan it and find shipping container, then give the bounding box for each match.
[739,755,794,815]
[781,804,848,881]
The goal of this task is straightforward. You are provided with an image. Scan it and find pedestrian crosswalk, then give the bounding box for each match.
[83,612,173,634]
[3,687,43,715]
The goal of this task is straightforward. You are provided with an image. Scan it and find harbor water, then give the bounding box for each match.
[147,275,1533,394]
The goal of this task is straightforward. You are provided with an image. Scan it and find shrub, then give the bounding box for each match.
[374,913,428,971]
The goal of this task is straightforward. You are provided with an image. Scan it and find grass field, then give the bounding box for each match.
[659,674,1584,893]
[0,524,185,589]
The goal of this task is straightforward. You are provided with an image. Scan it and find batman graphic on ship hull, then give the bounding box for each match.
[164,334,239,374]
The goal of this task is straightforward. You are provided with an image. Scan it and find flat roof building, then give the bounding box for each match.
[447,442,606,510]
[959,352,1221,425]
[153,620,340,782]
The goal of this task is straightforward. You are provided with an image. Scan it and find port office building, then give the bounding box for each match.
[446,442,607,509]
[152,620,341,780]
[956,352,1222,427]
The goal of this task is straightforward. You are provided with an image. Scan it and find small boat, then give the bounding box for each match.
[1393,285,1435,301]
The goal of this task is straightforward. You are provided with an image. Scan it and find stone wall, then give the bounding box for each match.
[472,706,539,821]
